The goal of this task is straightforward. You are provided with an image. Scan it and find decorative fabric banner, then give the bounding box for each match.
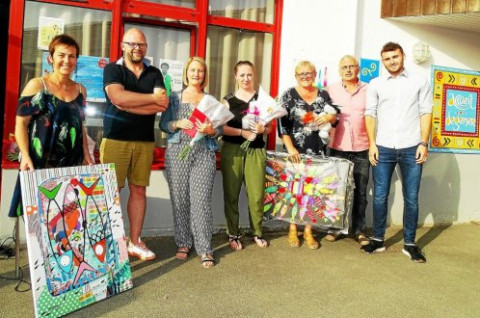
[19,164,132,318]
[264,152,354,234]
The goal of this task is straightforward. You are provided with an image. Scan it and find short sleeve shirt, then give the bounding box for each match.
[222,93,265,148]
[103,61,165,141]
[277,87,336,155]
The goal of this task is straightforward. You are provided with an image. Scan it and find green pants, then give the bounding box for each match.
[221,142,266,237]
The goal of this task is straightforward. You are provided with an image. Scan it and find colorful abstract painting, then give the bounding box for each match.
[19,164,132,318]
[431,65,480,153]
[264,152,354,234]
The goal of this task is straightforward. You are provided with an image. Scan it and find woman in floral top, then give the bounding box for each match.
[278,60,339,249]
[8,34,93,217]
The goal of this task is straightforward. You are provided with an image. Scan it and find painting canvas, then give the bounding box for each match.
[19,164,133,318]
[264,152,354,234]
[431,65,480,153]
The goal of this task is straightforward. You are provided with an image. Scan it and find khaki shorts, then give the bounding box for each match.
[100,138,154,188]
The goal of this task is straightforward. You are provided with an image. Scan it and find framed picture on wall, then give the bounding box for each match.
[430,65,480,154]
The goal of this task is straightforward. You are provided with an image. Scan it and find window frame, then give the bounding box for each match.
[2,0,284,169]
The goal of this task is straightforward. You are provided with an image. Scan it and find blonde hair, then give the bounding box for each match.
[183,56,209,89]
[294,60,316,75]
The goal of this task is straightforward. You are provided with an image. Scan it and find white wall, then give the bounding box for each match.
[2,0,480,240]
[278,0,480,227]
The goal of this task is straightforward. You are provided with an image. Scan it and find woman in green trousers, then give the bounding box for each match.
[221,61,272,250]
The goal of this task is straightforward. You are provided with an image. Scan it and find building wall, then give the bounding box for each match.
[2,0,479,240]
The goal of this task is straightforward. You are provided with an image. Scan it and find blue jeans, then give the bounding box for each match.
[329,149,370,235]
[372,145,422,244]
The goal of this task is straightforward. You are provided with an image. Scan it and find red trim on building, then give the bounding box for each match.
[2,0,25,168]
[124,1,198,21]
[267,0,284,150]
[35,0,112,10]
[196,0,208,58]
[207,16,275,33]
[111,0,123,61]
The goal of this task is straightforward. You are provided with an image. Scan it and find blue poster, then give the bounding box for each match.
[41,53,109,102]
[444,89,478,134]
[360,58,380,83]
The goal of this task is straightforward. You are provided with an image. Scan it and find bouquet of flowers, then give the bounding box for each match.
[4,133,19,161]
[240,86,287,151]
[178,94,234,160]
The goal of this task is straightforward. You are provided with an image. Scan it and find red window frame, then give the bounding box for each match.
[2,0,284,169]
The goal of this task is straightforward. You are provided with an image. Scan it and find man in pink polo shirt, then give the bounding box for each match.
[326,55,370,246]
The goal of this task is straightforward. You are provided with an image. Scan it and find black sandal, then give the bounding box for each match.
[253,236,269,248]
[228,235,243,251]
[201,253,215,268]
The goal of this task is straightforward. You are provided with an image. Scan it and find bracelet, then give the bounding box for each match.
[239,129,243,137]
[418,141,428,147]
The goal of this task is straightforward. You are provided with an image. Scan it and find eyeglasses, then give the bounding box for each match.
[340,65,358,71]
[123,42,148,49]
[296,72,314,79]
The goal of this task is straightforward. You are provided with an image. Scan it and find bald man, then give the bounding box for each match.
[101,28,168,260]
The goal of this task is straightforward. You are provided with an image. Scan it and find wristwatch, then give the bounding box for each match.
[418,141,428,147]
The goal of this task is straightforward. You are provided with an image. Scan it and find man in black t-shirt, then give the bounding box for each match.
[101,28,168,261]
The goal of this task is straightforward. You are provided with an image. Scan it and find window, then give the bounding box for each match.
[124,23,191,148]
[209,0,275,23]
[18,1,112,160]
[206,26,273,99]
[140,0,195,8]
[2,0,283,168]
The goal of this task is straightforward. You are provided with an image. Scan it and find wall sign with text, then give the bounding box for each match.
[431,65,480,154]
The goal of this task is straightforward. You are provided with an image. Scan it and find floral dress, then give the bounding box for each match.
[8,82,86,217]
[278,87,337,155]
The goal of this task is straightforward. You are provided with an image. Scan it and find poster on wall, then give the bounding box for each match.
[38,16,64,50]
[159,58,184,95]
[74,56,109,102]
[42,53,109,102]
[430,65,480,153]
[19,164,133,318]
[359,58,380,83]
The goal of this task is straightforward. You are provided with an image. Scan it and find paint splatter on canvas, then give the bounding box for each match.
[264,151,354,234]
[19,164,132,318]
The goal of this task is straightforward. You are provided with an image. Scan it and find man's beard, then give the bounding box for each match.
[128,52,143,64]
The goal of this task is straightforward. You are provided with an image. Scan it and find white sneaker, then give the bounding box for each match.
[127,238,156,260]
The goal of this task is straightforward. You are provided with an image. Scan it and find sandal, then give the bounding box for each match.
[228,235,243,251]
[356,234,370,246]
[287,227,300,248]
[201,253,215,269]
[303,231,319,250]
[325,232,339,242]
[175,246,190,260]
[253,236,269,248]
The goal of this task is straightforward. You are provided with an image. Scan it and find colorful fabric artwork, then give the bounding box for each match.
[264,151,354,233]
[19,164,132,318]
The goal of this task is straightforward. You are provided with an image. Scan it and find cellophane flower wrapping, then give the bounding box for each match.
[240,86,288,150]
[263,151,354,234]
[178,94,234,160]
